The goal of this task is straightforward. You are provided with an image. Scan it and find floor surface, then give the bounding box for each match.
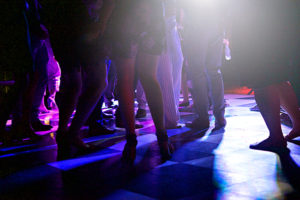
[1,94,300,200]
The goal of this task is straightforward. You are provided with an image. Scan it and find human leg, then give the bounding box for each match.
[137,52,173,159]
[57,68,82,134]
[68,62,107,136]
[87,95,115,135]
[136,52,165,133]
[276,82,300,140]
[206,34,226,130]
[115,57,137,163]
[135,80,147,118]
[180,63,190,106]
[115,58,136,135]
[31,41,52,131]
[185,41,210,129]
[250,84,287,150]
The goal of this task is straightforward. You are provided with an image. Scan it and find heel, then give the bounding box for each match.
[156,132,173,160]
[122,134,137,164]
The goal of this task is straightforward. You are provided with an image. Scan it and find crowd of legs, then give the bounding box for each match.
[1,0,300,166]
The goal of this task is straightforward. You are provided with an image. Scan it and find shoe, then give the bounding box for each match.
[179,104,194,112]
[179,101,190,107]
[115,118,143,129]
[103,113,114,119]
[23,127,44,141]
[186,118,210,131]
[39,106,50,113]
[104,109,114,115]
[285,130,300,141]
[135,109,147,119]
[250,137,289,153]
[213,117,226,131]
[122,134,137,165]
[89,123,115,136]
[166,124,182,129]
[32,120,53,131]
[12,124,44,142]
[156,132,174,160]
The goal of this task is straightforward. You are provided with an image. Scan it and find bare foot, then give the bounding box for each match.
[285,129,300,141]
[250,137,288,153]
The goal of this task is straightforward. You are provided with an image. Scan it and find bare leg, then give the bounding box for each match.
[16,71,41,140]
[276,82,300,140]
[115,58,137,164]
[136,53,165,133]
[250,84,287,150]
[115,58,136,135]
[56,61,107,159]
[136,52,173,159]
[68,62,107,136]
[57,69,82,134]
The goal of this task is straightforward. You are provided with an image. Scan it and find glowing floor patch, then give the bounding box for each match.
[48,151,121,171]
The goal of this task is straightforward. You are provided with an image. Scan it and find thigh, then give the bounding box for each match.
[136,52,160,79]
[83,60,108,85]
[115,58,136,83]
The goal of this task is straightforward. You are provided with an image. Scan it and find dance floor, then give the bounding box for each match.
[1,94,300,200]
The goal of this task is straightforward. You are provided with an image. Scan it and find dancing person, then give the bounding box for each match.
[0,0,49,143]
[109,0,173,163]
[231,0,300,151]
[157,0,184,129]
[179,0,228,131]
[41,0,116,157]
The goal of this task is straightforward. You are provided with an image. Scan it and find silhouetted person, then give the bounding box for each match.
[231,0,300,151]
[109,0,173,163]
[41,0,115,157]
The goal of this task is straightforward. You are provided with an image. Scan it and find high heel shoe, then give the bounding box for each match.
[156,132,174,160]
[122,134,137,164]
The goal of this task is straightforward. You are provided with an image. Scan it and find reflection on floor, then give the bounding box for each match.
[1,94,300,200]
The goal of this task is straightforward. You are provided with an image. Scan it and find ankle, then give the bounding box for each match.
[268,135,285,143]
[156,131,168,143]
[125,134,137,145]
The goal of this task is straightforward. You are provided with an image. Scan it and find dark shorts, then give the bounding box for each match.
[42,0,110,72]
[49,34,111,73]
[108,0,165,58]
